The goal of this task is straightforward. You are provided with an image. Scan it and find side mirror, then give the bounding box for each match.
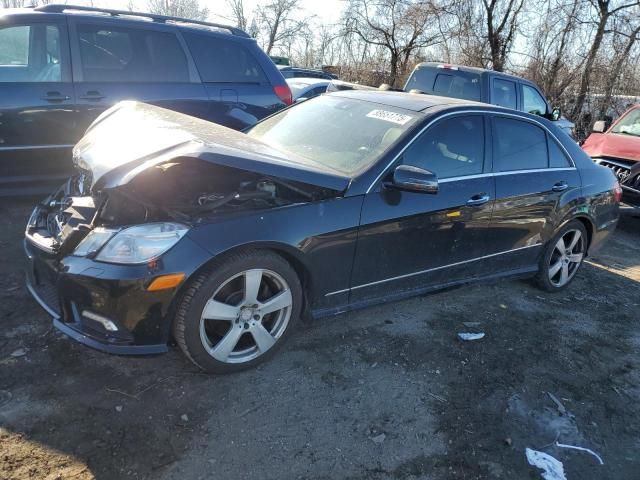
[551,107,561,121]
[388,165,438,194]
[592,120,607,133]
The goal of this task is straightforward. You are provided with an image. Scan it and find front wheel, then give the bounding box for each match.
[535,220,588,292]
[173,250,302,373]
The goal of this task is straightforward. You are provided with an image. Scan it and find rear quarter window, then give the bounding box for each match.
[183,32,267,84]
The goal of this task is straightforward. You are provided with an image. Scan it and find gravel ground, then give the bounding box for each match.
[1,200,639,480]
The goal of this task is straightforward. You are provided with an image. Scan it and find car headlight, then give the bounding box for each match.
[74,227,118,257]
[74,223,188,264]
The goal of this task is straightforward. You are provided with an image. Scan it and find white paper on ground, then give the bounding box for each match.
[526,448,567,480]
[457,332,485,341]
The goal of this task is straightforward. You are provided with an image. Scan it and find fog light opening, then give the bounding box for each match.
[82,310,119,332]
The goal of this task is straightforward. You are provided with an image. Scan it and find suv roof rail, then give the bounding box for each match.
[34,3,251,38]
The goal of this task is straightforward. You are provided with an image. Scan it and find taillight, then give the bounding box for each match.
[273,85,293,106]
[613,181,623,203]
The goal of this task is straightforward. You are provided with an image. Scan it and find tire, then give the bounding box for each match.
[535,220,588,292]
[173,250,302,374]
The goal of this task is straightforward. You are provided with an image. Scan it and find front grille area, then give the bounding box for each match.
[596,158,640,192]
[29,274,62,317]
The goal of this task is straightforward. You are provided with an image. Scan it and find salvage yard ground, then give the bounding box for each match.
[1,200,639,480]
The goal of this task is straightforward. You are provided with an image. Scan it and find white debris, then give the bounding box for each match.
[526,448,567,480]
[181,414,189,422]
[457,332,485,341]
[115,405,123,412]
[370,433,386,444]
[555,442,604,465]
[10,348,27,357]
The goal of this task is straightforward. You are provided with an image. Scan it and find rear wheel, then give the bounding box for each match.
[173,250,302,373]
[535,220,588,292]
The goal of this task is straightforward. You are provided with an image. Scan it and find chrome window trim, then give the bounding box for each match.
[325,243,542,297]
[0,144,74,151]
[436,167,576,184]
[366,109,576,194]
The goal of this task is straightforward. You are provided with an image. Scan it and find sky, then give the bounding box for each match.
[61,0,346,26]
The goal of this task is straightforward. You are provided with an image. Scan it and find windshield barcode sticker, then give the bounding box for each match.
[366,109,413,125]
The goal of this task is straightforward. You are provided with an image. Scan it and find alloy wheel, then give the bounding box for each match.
[199,269,292,364]
[548,229,585,287]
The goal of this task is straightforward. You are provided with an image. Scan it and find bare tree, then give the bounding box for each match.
[256,0,311,55]
[227,0,249,31]
[344,0,444,86]
[570,0,639,120]
[147,0,209,19]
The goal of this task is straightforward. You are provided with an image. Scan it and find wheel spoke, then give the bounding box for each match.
[202,300,239,321]
[555,236,566,254]
[560,263,569,285]
[259,289,292,316]
[549,260,563,279]
[567,230,581,251]
[244,270,262,305]
[251,324,276,352]
[210,325,244,361]
[568,253,583,263]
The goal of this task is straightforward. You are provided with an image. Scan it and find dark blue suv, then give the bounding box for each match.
[0,4,292,195]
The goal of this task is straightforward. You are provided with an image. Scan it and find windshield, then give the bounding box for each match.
[247,95,418,175]
[611,107,640,136]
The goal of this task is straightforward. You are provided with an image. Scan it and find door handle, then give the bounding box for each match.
[41,91,70,102]
[466,194,490,206]
[552,181,569,192]
[80,91,105,101]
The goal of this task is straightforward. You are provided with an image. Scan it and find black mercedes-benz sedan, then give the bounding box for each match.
[25,91,621,373]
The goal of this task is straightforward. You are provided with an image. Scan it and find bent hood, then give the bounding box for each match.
[73,101,351,193]
[582,131,640,163]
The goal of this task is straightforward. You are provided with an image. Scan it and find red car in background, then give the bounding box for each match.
[583,105,640,206]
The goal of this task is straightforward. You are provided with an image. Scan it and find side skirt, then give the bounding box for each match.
[310,266,539,319]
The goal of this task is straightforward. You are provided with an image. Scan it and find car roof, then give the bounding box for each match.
[413,62,527,83]
[2,4,250,39]
[328,89,488,112]
[286,78,330,86]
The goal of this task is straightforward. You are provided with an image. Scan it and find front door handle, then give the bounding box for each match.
[466,193,490,206]
[41,91,70,102]
[552,181,569,192]
[80,91,105,101]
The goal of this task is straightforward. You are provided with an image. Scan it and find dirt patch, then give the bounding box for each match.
[1,200,639,479]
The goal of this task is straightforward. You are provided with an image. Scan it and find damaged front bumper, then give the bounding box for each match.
[24,214,212,355]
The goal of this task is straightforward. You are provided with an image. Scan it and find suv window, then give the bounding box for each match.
[492,78,517,109]
[522,84,548,116]
[403,115,484,179]
[432,73,481,101]
[77,24,189,82]
[183,33,266,83]
[494,117,548,171]
[0,24,62,82]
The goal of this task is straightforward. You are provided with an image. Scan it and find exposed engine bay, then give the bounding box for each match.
[26,158,340,255]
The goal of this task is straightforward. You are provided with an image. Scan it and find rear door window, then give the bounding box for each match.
[0,24,63,82]
[493,117,548,171]
[492,78,517,109]
[403,115,485,178]
[183,32,266,84]
[432,72,481,101]
[522,84,548,116]
[77,24,189,82]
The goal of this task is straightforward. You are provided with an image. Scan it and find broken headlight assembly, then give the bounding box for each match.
[74,223,188,264]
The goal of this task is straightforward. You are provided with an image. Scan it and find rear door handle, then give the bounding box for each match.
[552,181,569,192]
[466,194,490,206]
[41,91,70,102]
[80,91,105,101]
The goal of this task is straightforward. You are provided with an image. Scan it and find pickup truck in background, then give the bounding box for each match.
[403,63,575,138]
